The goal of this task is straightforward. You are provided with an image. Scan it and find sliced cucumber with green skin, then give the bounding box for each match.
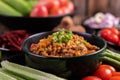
[2,0,32,15]
[1,61,66,80]
[0,68,25,80]
[0,70,17,80]
[0,1,22,16]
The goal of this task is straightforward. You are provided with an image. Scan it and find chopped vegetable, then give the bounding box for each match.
[52,30,73,43]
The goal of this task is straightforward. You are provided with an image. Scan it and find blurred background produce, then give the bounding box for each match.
[0,0,74,17]
[53,16,86,32]
[0,30,30,51]
[83,12,119,29]
[99,27,120,46]
[0,0,75,33]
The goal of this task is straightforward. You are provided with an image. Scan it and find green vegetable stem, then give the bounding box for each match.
[1,61,66,80]
[102,49,120,69]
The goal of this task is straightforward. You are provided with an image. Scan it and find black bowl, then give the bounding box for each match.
[21,31,107,79]
[0,13,74,34]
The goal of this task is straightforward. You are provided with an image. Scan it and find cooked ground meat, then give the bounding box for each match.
[30,31,99,57]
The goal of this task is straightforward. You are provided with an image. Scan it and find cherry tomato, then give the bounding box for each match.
[107,33,119,44]
[118,32,120,38]
[118,40,120,46]
[82,76,102,80]
[112,72,120,76]
[46,0,60,13]
[50,8,64,16]
[101,29,112,40]
[59,0,67,7]
[110,76,120,80]
[99,64,116,72]
[109,27,119,35]
[65,1,74,12]
[94,67,112,80]
[61,7,71,14]
[30,4,48,17]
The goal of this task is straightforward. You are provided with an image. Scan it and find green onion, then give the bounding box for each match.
[52,30,73,43]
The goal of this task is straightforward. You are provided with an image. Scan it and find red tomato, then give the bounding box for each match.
[112,72,120,76]
[30,4,48,17]
[65,1,74,12]
[118,40,120,46]
[61,7,71,14]
[82,76,102,80]
[59,0,67,7]
[109,27,119,35]
[107,33,119,44]
[94,67,112,80]
[110,76,120,80]
[50,8,64,16]
[99,64,116,72]
[46,0,60,13]
[118,32,120,38]
[100,29,112,40]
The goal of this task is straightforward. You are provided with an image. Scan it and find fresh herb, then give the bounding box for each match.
[52,30,73,43]
[82,41,87,45]
[76,41,87,45]
[76,41,81,44]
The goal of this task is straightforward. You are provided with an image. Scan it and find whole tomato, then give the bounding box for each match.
[110,76,120,80]
[46,0,60,13]
[59,0,67,7]
[65,1,74,12]
[109,27,119,35]
[61,7,71,14]
[30,4,48,17]
[50,8,64,16]
[107,33,119,44]
[118,32,120,38]
[82,76,102,80]
[99,64,116,72]
[112,72,120,76]
[94,67,112,80]
[118,40,120,46]
[100,28,112,40]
